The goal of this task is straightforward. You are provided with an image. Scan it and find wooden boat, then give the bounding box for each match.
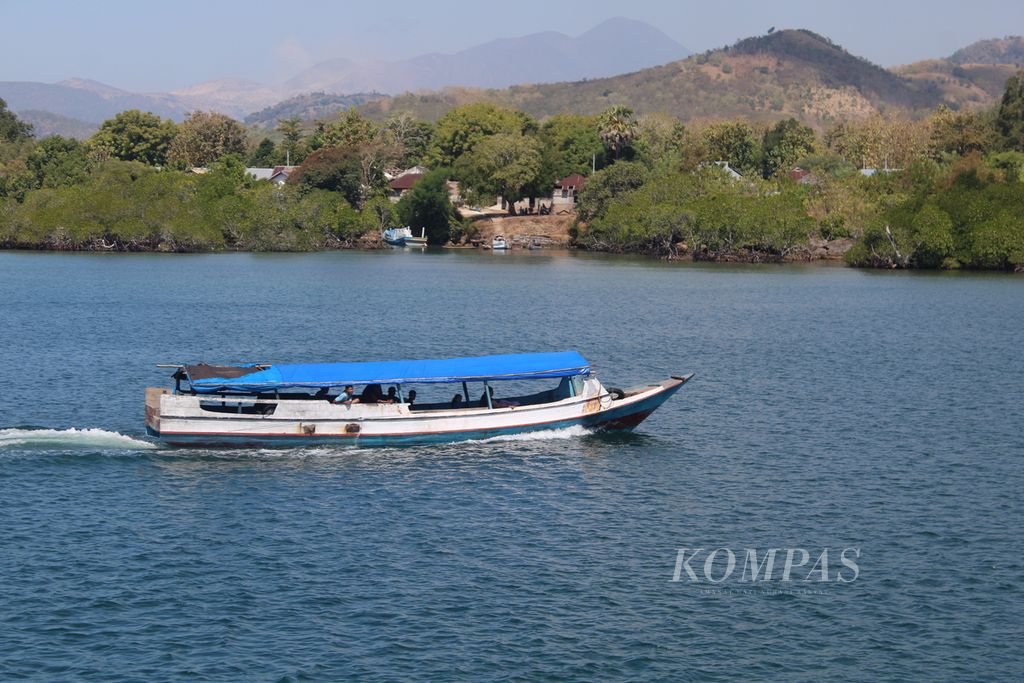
[145,351,692,448]
[492,235,508,250]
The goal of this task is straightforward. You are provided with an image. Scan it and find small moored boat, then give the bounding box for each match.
[382,226,413,246]
[492,235,508,250]
[146,351,692,448]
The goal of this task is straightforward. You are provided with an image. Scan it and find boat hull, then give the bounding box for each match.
[147,376,689,448]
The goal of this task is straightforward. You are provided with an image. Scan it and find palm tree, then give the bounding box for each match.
[597,105,638,160]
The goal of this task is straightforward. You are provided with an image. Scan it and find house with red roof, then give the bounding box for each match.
[552,173,587,207]
[388,172,424,202]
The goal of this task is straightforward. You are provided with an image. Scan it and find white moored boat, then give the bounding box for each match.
[492,235,508,250]
[382,226,427,247]
[145,351,692,448]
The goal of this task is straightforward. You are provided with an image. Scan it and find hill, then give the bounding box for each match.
[950,36,1024,66]
[358,30,950,126]
[0,78,189,124]
[244,92,387,129]
[16,109,98,139]
[893,60,1018,110]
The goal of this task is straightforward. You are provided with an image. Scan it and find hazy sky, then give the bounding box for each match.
[2,0,1021,91]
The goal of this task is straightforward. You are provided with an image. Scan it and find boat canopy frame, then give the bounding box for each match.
[175,351,592,395]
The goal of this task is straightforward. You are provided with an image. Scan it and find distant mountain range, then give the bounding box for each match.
[353,31,1024,127]
[284,17,688,94]
[0,17,689,135]
[3,26,1023,140]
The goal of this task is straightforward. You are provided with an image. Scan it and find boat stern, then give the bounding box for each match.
[144,387,169,436]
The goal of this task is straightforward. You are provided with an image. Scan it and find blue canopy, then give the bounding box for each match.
[186,351,591,394]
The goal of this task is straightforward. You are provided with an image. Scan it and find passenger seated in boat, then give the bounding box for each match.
[361,384,385,403]
[406,390,417,408]
[451,393,463,408]
[385,386,398,403]
[334,385,359,405]
[480,386,519,408]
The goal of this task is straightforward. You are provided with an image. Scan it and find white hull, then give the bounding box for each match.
[146,376,690,447]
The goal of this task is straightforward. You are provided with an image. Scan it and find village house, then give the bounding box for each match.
[552,173,587,207]
[386,167,461,204]
[388,171,424,202]
[269,166,297,185]
[245,167,273,182]
[787,166,819,185]
[244,166,298,184]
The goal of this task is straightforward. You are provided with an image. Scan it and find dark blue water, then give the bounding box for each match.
[1,250,1022,681]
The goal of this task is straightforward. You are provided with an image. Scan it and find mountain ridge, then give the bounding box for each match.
[949,36,1024,65]
[352,29,1018,127]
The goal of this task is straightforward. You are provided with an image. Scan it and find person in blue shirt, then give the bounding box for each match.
[334,385,359,405]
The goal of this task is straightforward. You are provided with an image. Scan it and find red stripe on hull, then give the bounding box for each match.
[595,409,654,431]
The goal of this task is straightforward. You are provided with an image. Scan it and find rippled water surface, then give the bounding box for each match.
[1,250,1022,681]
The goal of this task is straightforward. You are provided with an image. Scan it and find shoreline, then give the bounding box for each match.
[5,243,1021,273]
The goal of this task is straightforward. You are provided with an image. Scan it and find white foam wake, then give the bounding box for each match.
[0,428,157,450]
[477,425,594,443]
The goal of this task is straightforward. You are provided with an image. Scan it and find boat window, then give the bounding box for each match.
[397,377,581,412]
[199,401,277,415]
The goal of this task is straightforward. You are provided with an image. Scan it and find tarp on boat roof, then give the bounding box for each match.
[186,351,591,394]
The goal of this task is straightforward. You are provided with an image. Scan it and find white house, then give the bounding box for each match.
[552,173,588,206]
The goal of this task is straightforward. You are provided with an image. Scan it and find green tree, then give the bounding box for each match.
[247,138,279,167]
[324,108,377,148]
[396,168,456,244]
[537,114,605,185]
[597,105,638,160]
[427,103,536,167]
[793,153,855,179]
[360,195,398,234]
[995,70,1024,151]
[287,145,364,206]
[167,111,248,167]
[988,151,1024,182]
[930,105,993,157]
[90,109,178,165]
[702,120,759,176]
[455,133,541,206]
[25,135,93,189]
[634,113,688,168]
[576,160,648,221]
[762,118,816,178]
[0,98,33,142]
[197,153,251,205]
[276,116,303,164]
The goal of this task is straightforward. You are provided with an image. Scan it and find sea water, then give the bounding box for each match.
[1,250,1021,680]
